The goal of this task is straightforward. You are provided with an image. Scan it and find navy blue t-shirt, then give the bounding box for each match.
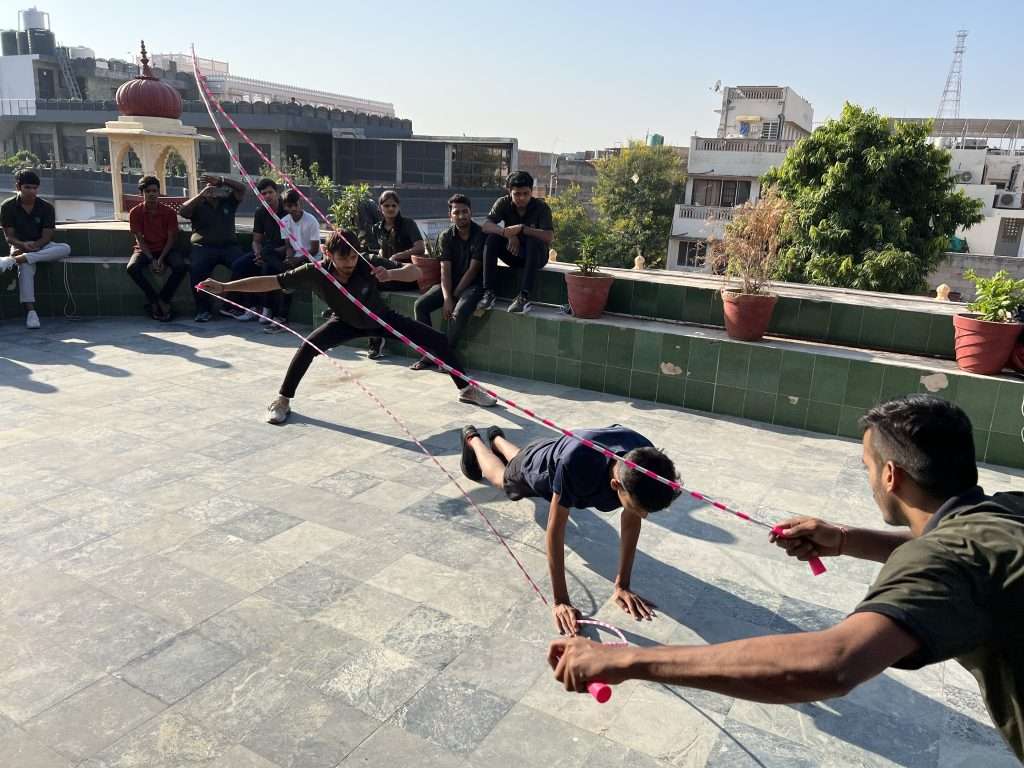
[517,425,653,511]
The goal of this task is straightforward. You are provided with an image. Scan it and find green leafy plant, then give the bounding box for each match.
[0,149,41,172]
[576,234,602,275]
[964,269,1024,323]
[548,183,595,262]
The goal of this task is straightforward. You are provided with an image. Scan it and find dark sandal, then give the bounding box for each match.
[486,426,506,453]
[461,425,483,482]
[410,357,435,371]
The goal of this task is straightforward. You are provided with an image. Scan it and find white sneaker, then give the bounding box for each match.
[266,395,291,424]
[0,256,15,272]
[237,309,259,322]
[458,385,497,407]
[257,307,272,324]
[25,310,40,329]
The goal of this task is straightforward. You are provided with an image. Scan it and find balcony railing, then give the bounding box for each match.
[693,138,795,153]
[675,204,736,222]
[0,98,37,117]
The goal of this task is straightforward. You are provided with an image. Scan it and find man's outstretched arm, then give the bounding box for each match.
[550,611,919,704]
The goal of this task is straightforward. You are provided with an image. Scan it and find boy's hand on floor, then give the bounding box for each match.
[613,586,656,621]
[553,602,580,636]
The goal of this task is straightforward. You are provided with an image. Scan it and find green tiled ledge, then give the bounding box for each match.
[385,292,1023,471]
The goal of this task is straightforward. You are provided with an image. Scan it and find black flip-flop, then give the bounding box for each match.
[461,425,483,482]
[410,357,435,371]
[486,426,506,453]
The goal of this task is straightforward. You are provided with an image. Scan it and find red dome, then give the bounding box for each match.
[115,41,182,119]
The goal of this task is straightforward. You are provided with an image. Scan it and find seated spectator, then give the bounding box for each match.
[411,194,484,370]
[477,171,554,315]
[366,190,424,359]
[264,189,321,333]
[179,173,246,322]
[126,175,187,322]
[0,169,71,329]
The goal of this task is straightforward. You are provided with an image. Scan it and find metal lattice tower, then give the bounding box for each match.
[935,30,968,120]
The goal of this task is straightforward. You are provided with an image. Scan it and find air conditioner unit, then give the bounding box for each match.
[957,171,974,183]
[994,192,1023,209]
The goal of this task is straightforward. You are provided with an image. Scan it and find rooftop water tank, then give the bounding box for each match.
[27,28,54,55]
[647,133,664,147]
[1,30,17,56]
[67,45,95,59]
[18,7,50,31]
[17,30,28,54]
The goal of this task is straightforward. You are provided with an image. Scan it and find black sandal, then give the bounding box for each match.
[410,357,435,371]
[461,425,483,482]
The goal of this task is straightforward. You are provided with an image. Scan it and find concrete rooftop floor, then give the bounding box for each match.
[1,316,1021,768]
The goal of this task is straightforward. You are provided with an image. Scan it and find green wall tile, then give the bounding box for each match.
[772,297,801,336]
[806,401,841,434]
[629,371,659,402]
[655,284,686,321]
[717,344,750,389]
[891,312,931,354]
[809,356,850,405]
[779,351,813,398]
[509,316,536,353]
[488,311,516,350]
[534,319,558,356]
[557,322,583,360]
[990,382,1024,436]
[747,347,783,394]
[984,432,1020,468]
[656,374,685,406]
[743,390,776,423]
[879,366,922,401]
[683,287,712,324]
[581,324,610,364]
[845,360,884,408]
[604,366,631,396]
[580,362,606,392]
[659,334,689,373]
[687,339,720,382]
[684,380,714,412]
[799,300,832,342]
[708,291,725,327]
[956,376,998,432]
[607,327,636,369]
[918,370,958,401]
[509,350,533,378]
[632,281,658,315]
[713,385,745,417]
[556,358,581,387]
[533,354,558,383]
[828,303,864,345]
[926,314,956,358]
[860,308,898,349]
[838,405,864,438]
[606,279,634,314]
[774,395,809,429]
[632,331,662,373]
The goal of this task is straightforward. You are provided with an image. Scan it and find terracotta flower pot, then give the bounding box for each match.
[565,272,615,319]
[410,254,441,293]
[721,290,778,341]
[953,313,1023,375]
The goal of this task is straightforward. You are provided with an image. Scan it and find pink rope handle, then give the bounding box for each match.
[189,49,825,578]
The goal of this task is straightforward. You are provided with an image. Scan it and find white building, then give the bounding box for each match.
[667,85,813,271]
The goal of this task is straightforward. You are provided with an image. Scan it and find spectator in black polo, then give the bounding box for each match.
[233,177,289,327]
[0,169,71,329]
[410,194,484,370]
[477,171,554,314]
[127,175,187,322]
[366,189,424,359]
[179,173,247,322]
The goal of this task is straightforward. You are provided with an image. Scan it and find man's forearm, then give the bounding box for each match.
[546,500,572,603]
[616,510,642,590]
[221,275,280,293]
[386,263,420,282]
[481,220,503,236]
[440,262,453,301]
[843,528,913,563]
[454,262,481,297]
[132,235,152,259]
[523,226,554,245]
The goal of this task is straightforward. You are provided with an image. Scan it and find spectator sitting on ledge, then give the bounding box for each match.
[127,175,187,322]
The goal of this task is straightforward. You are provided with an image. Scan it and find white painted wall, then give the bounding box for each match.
[55,199,99,222]
[688,140,789,177]
[949,149,987,184]
[984,154,1023,185]
[0,54,38,107]
[955,209,1024,258]
[958,183,997,215]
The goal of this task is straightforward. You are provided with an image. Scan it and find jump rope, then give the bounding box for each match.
[189,47,824,702]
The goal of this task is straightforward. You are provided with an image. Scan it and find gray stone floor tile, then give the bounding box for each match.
[338,724,470,767]
[471,702,606,767]
[704,720,825,767]
[216,508,303,543]
[23,676,165,762]
[381,604,482,670]
[312,581,417,642]
[0,644,105,723]
[0,719,74,768]
[84,710,234,767]
[395,676,513,754]
[116,631,243,705]
[258,562,360,617]
[207,745,281,768]
[196,596,306,657]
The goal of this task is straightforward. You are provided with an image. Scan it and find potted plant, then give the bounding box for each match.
[708,192,791,342]
[410,233,443,294]
[953,269,1024,374]
[565,235,615,319]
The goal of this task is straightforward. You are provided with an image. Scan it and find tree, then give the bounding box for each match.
[0,150,41,171]
[592,141,685,268]
[547,183,594,263]
[763,103,984,294]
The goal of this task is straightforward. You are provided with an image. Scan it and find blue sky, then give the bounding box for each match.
[21,0,1017,151]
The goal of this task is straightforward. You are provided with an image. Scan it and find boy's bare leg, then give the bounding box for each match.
[492,435,520,463]
[467,436,508,488]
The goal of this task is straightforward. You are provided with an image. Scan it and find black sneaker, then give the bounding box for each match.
[367,337,385,360]
[507,293,531,314]
[486,426,506,454]
[476,290,497,312]
[461,425,483,482]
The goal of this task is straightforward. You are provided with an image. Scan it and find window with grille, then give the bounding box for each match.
[401,141,445,185]
[761,120,780,140]
[335,139,397,184]
[676,240,706,269]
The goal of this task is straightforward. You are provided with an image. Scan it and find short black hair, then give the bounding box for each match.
[379,189,400,205]
[256,177,278,192]
[15,169,40,187]
[620,447,682,512]
[448,193,471,211]
[506,170,534,190]
[283,189,301,206]
[325,229,359,256]
[137,175,160,192]
[859,395,977,499]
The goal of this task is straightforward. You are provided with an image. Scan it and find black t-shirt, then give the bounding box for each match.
[253,201,287,250]
[188,195,240,246]
[1,195,56,241]
[486,195,553,231]
[854,487,1024,760]
[438,222,484,287]
[276,260,387,331]
[372,215,423,260]
[516,425,653,511]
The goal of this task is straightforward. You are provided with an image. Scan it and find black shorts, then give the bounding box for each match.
[502,441,544,501]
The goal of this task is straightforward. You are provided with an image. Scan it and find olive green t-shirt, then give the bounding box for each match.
[276,260,385,331]
[854,487,1024,760]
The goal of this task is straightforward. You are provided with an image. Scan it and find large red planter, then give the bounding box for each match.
[410,254,441,293]
[953,313,1023,375]
[721,290,778,341]
[565,272,615,319]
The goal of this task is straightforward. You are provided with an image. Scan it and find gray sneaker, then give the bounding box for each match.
[458,385,497,407]
[266,395,291,424]
[476,290,497,312]
[508,293,531,314]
